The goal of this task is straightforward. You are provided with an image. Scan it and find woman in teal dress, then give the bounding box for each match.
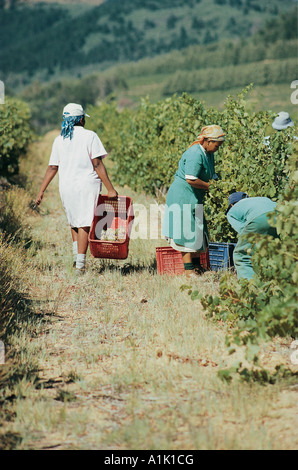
[162,125,226,277]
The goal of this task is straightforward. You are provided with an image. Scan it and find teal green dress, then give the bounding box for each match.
[162,144,216,251]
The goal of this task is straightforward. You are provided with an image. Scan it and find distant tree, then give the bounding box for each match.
[146,1,159,11]
[109,13,125,24]
[268,5,279,15]
[144,19,156,29]
[9,0,20,8]
[229,0,242,7]
[227,17,236,27]
[226,16,238,34]
[255,10,297,44]
[99,23,111,34]
[203,30,213,44]
[191,18,205,29]
[47,67,54,77]
[252,3,262,12]
[178,26,189,48]
[167,14,178,30]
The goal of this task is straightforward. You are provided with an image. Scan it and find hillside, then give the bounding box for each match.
[19,0,104,4]
[16,7,297,132]
[0,0,296,90]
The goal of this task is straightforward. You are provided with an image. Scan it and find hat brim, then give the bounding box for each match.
[272,121,294,130]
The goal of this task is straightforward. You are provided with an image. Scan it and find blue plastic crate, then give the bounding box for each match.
[209,242,236,271]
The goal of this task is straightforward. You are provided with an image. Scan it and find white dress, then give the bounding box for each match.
[49,126,107,228]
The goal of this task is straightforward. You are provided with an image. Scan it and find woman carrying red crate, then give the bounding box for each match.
[162,125,225,278]
[35,103,117,274]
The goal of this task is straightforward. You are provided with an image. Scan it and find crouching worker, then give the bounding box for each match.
[225,192,278,280]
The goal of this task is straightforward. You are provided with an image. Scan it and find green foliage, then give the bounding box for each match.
[109,94,216,195]
[0,98,32,178]
[194,148,298,382]
[20,75,127,133]
[19,34,297,132]
[7,8,296,133]
[217,362,298,385]
[254,9,298,44]
[0,0,295,83]
[201,149,298,342]
[89,87,294,242]
[87,99,133,154]
[0,100,34,344]
[163,58,297,95]
[206,86,294,241]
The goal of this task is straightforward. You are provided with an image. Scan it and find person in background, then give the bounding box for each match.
[264,111,296,147]
[271,111,294,132]
[35,103,118,274]
[162,125,225,278]
[226,192,278,280]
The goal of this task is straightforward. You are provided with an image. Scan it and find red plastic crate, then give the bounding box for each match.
[156,246,210,275]
[88,195,134,260]
[199,250,210,270]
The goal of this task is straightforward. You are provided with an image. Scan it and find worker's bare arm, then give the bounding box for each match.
[35,165,58,205]
[186,178,211,190]
[92,157,118,198]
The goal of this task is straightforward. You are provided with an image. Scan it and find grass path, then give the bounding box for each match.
[1,132,297,450]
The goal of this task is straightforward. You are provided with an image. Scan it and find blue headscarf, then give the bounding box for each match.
[61,114,83,140]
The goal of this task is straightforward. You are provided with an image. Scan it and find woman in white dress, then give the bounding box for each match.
[35,103,118,273]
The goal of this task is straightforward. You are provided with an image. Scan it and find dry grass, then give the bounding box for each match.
[0,131,297,450]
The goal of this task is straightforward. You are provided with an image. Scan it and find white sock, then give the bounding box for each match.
[76,254,86,270]
[73,241,78,262]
